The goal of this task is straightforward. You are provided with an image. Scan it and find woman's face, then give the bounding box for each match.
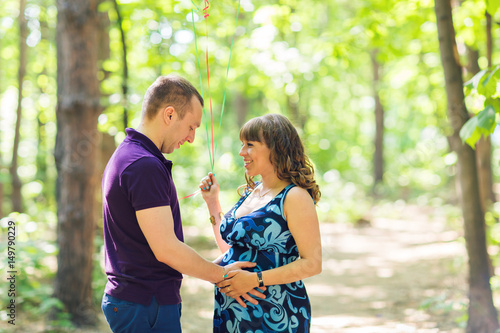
[239,139,273,177]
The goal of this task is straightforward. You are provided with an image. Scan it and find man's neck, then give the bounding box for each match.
[137,123,162,151]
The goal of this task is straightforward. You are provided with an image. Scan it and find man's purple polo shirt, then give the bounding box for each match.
[102,128,183,305]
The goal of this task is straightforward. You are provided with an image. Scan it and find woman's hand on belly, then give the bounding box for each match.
[217,270,264,300]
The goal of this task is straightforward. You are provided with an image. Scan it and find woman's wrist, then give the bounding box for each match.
[206,200,221,213]
[207,203,223,218]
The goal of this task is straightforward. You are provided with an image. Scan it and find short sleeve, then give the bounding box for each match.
[120,157,172,211]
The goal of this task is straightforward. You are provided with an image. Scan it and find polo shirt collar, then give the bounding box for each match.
[124,128,173,167]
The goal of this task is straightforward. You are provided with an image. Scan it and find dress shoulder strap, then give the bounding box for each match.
[282,183,296,196]
[275,183,296,221]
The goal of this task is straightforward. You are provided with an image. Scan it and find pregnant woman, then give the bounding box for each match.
[200,113,322,333]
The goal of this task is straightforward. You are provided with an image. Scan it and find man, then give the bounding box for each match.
[101,75,261,332]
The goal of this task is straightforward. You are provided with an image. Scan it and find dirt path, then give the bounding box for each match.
[180,204,468,333]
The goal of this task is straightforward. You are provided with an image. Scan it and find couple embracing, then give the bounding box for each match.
[101,75,322,333]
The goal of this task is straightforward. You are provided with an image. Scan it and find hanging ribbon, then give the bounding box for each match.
[180,0,241,200]
[214,0,241,156]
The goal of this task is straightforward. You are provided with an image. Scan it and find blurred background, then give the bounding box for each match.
[0,0,500,331]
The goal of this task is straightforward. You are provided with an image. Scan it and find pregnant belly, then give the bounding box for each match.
[220,246,298,271]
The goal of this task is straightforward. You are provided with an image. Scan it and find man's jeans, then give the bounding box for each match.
[102,294,182,333]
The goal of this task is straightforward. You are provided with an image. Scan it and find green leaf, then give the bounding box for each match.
[460,116,479,146]
[486,98,500,112]
[490,65,500,80]
[477,68,499,97]
[486,0,500,16]
[459,105,497,148]
[465,128,483,148]
[464,69,487,90]
[477,105,497,132]
[483,66,500,85]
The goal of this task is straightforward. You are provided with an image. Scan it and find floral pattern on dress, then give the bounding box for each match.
[214,184,311,333]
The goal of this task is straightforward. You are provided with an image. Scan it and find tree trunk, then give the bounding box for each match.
[10,0,27,213]
[478,11,496,209]
[36,111,47,181]
[95,132,115,229]
[287,94,306,129]
[476,136,495,211]
[0,144,3,218]
[0,26,3,218]
[434,1,499,332]
[371,50,384,187]
[112,0,129,130]
[465,46,480,76]
[54,0,101,326]
[235,93,249,128]
[465,46,496,214]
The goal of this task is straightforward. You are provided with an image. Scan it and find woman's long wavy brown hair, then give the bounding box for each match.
[238,113,321,203]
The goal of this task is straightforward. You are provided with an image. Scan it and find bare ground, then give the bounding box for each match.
[2,204,470,332]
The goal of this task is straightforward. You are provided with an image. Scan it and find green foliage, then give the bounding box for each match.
[1,0,500,325]
[92,233,108,308]
[462,67,500,147]
[459,104,497,146]
[0,213,74,328]
[0,212,107,329]
[1,0,463,217]
[419,293,467,328]
[459,0,500,149]
[486,0,500,16]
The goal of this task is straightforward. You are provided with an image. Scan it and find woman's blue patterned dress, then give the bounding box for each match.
[214,183,311,333]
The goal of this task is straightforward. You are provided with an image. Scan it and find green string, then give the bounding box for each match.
[191,9,214,171]
[214,0,241,158]
[190,0,199,11]
[191,1,241,172]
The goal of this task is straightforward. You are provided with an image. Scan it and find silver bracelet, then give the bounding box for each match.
[256,271,264,287]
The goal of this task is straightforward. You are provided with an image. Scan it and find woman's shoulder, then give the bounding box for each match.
[284,185,313,204]
[282,185,316,221]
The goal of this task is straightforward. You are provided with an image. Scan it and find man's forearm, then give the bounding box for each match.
[156,239,224,284]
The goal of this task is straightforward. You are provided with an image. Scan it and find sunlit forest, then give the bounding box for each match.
[1,0,500,332]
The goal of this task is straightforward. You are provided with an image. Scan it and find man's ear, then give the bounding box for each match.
[163,106,175,124]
